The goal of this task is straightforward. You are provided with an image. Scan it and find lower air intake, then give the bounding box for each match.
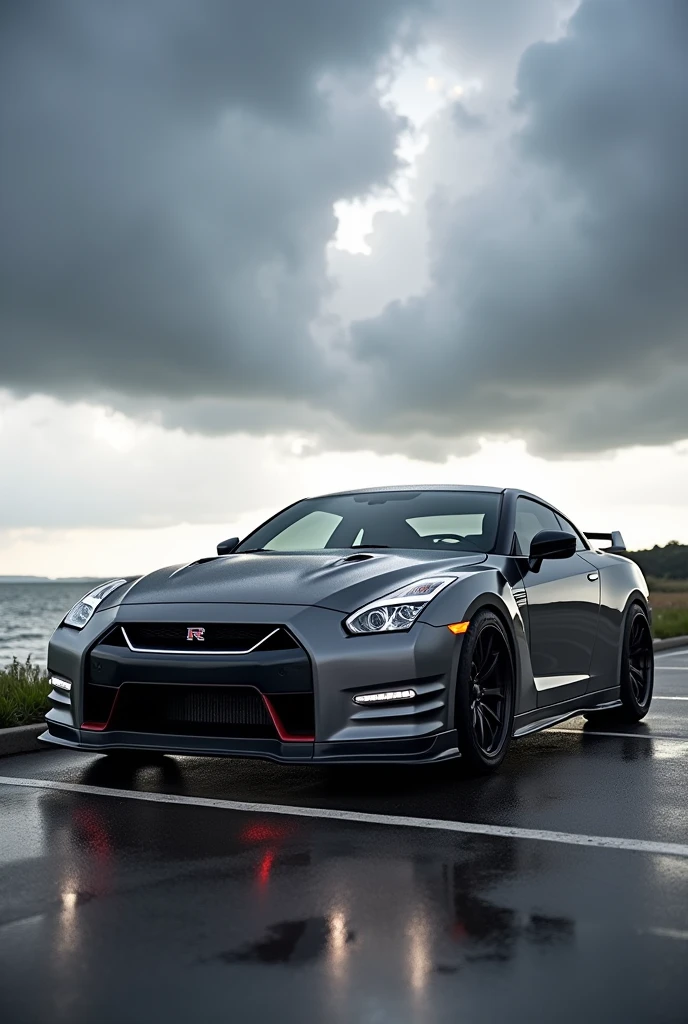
[111,685,277,738]
[165,689,273,727]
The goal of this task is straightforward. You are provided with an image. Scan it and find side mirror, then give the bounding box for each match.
[217,536,240,556]
[528,530,576,572]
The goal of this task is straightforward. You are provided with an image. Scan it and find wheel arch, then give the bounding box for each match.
[450,596,520,769]
[464,596,517,659]
[422,569,529,721]
[623,587,651,614]
[615,590,653,683]
[456,592,523,712]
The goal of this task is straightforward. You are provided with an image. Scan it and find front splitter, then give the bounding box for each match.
[40,724,460,765]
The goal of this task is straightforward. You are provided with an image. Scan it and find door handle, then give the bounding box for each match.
[587,572,599,582]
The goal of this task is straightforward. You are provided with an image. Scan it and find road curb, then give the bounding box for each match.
[654,636,688,652]
[0,723,47,758]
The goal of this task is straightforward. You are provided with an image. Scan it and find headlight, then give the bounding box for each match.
[63,579,128,630]
[345,576,457,634]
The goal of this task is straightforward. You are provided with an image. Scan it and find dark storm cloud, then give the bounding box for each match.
[0,0,423,404]
[348,0,688,454]
[2,0,688,458]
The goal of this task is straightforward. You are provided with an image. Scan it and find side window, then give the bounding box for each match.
[514,498,561,555]
[555,513,588,551]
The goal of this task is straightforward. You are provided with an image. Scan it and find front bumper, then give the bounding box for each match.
[44,601,462,764]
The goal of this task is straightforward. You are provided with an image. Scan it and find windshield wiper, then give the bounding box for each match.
[346,544,390,548]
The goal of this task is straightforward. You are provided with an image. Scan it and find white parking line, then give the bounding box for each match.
[550,728,688,741]
[645,926,688,942]
[656,650,688,659]
[656,667,688,671]
[1,775,688,859]
[653,695,688,700]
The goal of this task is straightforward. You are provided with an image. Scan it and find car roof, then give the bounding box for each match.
[311,484,548,503]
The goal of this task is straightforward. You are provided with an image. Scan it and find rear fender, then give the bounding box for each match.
[583,549,651,691]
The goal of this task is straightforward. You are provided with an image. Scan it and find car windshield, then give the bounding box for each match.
[236,490,502,554]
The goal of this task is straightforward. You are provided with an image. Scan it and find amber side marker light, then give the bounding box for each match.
[447,621,470,634]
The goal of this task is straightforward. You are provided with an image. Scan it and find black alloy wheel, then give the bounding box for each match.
[455,609,515,774]
[627,612,653,709]
[470,625,510,754]
[616,604,654,721]
[584,603,654,724]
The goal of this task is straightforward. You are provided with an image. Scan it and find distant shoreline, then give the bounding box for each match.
[0,576,107,584]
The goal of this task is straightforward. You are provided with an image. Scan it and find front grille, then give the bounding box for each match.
[112,623,300,653]
[110,684,277,737]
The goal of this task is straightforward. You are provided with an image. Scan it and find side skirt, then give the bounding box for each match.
[512,687,621,739]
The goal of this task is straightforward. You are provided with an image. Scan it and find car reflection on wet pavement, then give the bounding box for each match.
[1,650,688,1023]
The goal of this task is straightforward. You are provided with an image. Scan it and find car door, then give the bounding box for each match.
[514,497,601,706]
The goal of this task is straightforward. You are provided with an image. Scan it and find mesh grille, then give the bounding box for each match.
[111,685,277,737]
[164,689,273,727]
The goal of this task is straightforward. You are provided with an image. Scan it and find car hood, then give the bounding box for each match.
[118,550,489,614]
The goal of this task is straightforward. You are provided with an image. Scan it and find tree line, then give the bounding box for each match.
[624,541,688,581]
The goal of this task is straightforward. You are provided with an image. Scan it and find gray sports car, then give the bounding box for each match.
[43,486,654,773]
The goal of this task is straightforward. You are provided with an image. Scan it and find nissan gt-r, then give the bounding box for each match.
[43,486,654,773]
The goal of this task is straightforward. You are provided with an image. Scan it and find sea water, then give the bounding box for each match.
[0,583,101,666]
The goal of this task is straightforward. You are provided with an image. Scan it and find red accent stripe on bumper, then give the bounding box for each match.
[262,694,314,743]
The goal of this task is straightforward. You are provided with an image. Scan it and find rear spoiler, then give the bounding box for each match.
[584,531,626,553]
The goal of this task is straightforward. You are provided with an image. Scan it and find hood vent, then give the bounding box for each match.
[169,556,218,579]
[332,553,377,565]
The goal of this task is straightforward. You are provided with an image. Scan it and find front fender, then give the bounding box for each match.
[419,569,536,715]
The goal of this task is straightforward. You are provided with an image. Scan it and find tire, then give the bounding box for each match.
[454,609,516,774]
[584,603,654,724]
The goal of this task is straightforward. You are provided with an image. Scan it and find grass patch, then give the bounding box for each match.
[647,576,688,593]
[651,607,688,640]
[649,591,688,610]
[648,580,688,638]
[0,658,51,729]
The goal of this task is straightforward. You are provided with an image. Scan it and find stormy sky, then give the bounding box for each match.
[1,0,688,572]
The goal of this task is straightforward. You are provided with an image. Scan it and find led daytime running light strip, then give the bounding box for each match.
[50,676,72,693]
[353,688,416,705]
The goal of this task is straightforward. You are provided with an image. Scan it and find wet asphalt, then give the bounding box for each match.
[1,649,688,1024]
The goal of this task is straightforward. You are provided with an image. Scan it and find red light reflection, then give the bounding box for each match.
[72,807,112,862]
[71,806,113,896]
[241,821,291,844]
[256,850,275,888]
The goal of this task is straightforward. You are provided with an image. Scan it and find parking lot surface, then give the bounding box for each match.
[1,649,688,1023]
